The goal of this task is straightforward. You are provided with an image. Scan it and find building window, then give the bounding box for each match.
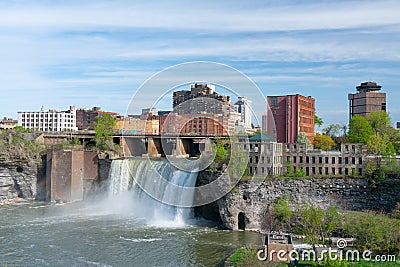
[332,157,336,164]
[352,157,356,164]
[300,156,303,163]
[270,97,278,106]
[319,157,322,164]
[359,157,363,164]
[325,157,329,164]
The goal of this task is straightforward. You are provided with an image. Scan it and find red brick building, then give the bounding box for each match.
[76,107,119,130]
[267,94,315,143]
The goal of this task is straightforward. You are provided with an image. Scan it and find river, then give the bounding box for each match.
[0,201,262,267]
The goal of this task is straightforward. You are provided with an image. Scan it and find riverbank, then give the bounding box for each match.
[0,197,30,206]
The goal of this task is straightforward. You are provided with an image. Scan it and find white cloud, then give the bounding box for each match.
[0,1,400,32]
[0,0,400,124]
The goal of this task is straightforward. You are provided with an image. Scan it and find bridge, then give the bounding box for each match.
[40,131,222,157]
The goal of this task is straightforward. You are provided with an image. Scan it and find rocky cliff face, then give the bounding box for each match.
[211,176,400,231]
[0,157,45,203]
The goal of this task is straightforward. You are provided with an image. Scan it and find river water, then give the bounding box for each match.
[0,201,262,267]
[0,158,262,266]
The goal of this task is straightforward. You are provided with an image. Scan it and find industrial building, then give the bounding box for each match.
[348,81,386,119]
[267,94,315,143]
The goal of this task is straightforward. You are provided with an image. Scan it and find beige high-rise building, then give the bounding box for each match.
[172,84,231,116]
[348,81,386,120]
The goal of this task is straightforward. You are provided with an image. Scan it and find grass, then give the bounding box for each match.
[227,247,288,266]
[227,247,248,262]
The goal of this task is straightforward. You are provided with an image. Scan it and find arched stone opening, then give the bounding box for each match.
[238,212,246,230]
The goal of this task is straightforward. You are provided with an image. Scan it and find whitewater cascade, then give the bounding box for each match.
[108,158,198,226]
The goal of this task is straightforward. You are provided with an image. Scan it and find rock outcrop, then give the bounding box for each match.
[207,175,400,231]
[0,157,45,202]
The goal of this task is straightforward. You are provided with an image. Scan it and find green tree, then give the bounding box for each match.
[344,211,400,254]
[296,132,312,149]
[298,205,325,247]
[273,196,293,223]
[94,114,117,151]
[314,133,335,150]
[323,123,342,138]
[385,127,400,153]
[315,114,323,127]
[383,143,397,170]
[209,137,228,173]
[366,111,391,135]
[297,205,341,248]
[347,115,372,144]
[367,133,387,156]
[324,206,341,240]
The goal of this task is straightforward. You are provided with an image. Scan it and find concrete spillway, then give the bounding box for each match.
[108,158,198,227]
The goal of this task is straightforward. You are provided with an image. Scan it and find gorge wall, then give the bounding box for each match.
[0,149,109,204]
[0,157,45,203]
[214,176,400,231]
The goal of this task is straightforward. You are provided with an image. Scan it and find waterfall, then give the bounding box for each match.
[108,158,198,227]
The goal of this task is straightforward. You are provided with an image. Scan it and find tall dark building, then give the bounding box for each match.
[348,82,386,120]
[172,84,231,115]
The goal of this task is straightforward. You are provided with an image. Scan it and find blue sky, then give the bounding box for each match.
[1,0,400,126]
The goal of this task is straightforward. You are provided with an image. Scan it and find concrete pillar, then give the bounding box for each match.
[46,150,98,203]
[71,151,84,202]
[172,138,189,158]
[204,138,212,152]
[146,138,161,158]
